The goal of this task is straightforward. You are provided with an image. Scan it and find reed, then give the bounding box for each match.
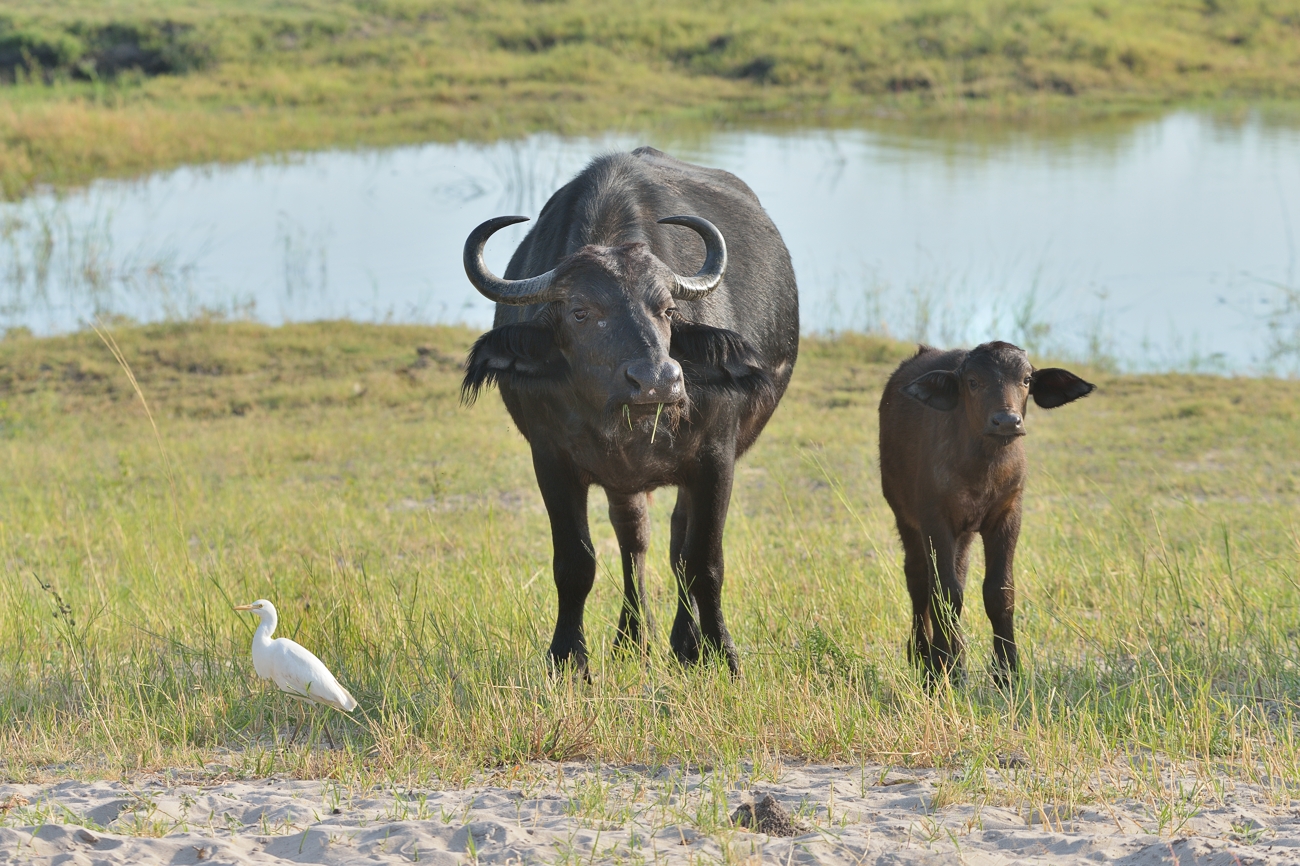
[3,0,1300,196]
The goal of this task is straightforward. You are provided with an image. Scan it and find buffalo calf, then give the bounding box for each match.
[878,341,1094,683]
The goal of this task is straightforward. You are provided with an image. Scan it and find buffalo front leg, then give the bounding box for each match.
[897,522,935,672]
[903,520,966,683]
[668,487,703,664]
[981,505,1023,683]
[608,490,652,653]
[675,452,739,675]
[532,448,595,677]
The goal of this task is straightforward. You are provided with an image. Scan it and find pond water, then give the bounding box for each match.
[2,111,1298,373]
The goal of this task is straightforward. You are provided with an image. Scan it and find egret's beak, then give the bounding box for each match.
[234,604,255,611]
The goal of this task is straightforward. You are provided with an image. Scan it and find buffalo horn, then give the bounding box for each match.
[463,216,563,305]
[658,215,728,301]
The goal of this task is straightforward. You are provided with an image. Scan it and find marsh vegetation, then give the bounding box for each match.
[2,112,1298,374]
[3,0,1300,196]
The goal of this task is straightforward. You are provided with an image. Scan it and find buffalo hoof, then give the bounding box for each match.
[711,644,742,677]
[547,648,591,683]
[613,611,651,656]
[669,618,702,666]
[916,654,965,690]
[611,632,650,659]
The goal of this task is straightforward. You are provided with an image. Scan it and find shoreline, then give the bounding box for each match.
[3,761,1294,864]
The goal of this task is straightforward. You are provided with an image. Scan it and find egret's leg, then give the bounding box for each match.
[288,703,305,746]
[324,714,336,750]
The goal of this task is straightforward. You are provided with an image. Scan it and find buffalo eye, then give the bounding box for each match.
[573,309,588,323]
[1023,375,1032,386]
[967,378,979,392]
[664,306,678,320]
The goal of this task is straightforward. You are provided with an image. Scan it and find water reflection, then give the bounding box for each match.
[1,112,1297,373]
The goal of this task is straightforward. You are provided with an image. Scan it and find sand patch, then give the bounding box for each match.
[1,762,1296,864]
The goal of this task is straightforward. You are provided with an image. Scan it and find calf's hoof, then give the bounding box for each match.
[991,660,1020,691]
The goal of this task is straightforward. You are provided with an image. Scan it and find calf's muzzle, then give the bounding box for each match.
[987,410,1025,437]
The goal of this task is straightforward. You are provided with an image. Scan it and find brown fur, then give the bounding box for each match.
[878,341,1094,683]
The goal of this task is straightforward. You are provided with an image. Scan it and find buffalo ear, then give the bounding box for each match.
[902,370,960,411]
[670,322,771,395]
[461,323,563,404]
[1030,368,1095,409]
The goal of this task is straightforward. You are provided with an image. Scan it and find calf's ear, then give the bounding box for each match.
[1030,368,1095,408]
[903,370,959,411]
[461,323,563,404]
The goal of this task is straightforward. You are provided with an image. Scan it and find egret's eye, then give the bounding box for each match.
[573,309,588,322]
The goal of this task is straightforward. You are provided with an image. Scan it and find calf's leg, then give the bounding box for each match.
[532,448,595,677]
[608,491,652,653]
[905,520,966,682]
[981,505,1022,683]
[898,522,934,670]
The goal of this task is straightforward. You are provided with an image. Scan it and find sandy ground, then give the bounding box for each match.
[2,762,1298,865]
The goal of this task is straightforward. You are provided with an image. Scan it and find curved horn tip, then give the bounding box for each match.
[483,215,531,229]
[464,215,562,306]
[657,215,727,300]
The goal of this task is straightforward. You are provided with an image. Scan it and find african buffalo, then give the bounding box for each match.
[878,341,1094,683]
[461,147,799,675]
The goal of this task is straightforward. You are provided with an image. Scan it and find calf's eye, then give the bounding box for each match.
[968,378,979,391]
[573,310,588,322]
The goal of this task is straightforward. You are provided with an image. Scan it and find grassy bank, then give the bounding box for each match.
[2,0,1300,197]
[1,320,1298,818]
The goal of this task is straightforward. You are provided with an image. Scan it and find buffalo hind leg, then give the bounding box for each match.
[608,490,652,654]
[676,453,739,674]
[668,488,702,664]
[532,448,596,678]
[981,507,1023,685]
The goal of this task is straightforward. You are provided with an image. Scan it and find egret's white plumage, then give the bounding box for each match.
[234,599,357,713]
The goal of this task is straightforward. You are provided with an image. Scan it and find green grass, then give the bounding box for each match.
[1,319,1299,820]
[2,0,1300,196]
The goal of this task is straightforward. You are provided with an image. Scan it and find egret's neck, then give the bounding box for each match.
[252,612,277,647]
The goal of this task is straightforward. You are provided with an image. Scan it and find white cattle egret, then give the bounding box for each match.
[235,599,357,743]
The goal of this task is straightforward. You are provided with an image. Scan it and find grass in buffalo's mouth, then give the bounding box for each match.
[651,402,664,444]
[0,320,1299,815]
